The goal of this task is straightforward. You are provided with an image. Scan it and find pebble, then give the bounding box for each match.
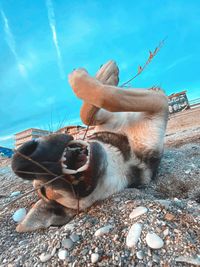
[129,206,148,219]
[164,213,175,221]
[58,249,69,260]
[62,238,73,249]
[81,248,89,256]
[157,200,171,209]
[12,208,26,222]
[126,223,142,248]
[70,233,80,242]
[91,253,99,263]
[39,253,52,263]
[64,223,75,231]
[175,256,200,265]
[163,228,169,236]
[184,169,191,174]
[51,247,57,256]
[94,225,113,236]
[10,191,21,197]
[146,232,164,249]
[136,250,144,260]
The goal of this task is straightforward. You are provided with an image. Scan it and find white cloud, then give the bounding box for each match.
[166,55,192,71]
[46,0,65,79]
[1,9,28,78]
[0,134,14,142]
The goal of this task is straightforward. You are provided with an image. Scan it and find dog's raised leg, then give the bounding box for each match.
[69,67,168,115]
[80,60,119,126]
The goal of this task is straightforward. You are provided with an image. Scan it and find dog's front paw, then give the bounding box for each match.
[68,68,103,101]
[68,68,88,92]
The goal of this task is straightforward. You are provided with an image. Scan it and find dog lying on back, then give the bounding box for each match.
[12,61,168,232]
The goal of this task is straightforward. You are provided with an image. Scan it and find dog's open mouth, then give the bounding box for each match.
[61,140,90,175]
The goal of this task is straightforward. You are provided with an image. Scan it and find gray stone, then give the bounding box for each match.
[157,200,171,209]
[62,238,73,249]
[70,233,80,243]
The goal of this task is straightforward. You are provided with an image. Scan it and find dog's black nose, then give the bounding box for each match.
[19,139,38,157]
[12,134,73,180]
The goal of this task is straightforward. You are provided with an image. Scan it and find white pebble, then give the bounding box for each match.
[39,253,51,263]
[126,223,142,248]
[58,249,68,260]
[62,238,73,249]
[64,223,75,231]
[91,253,99,263]
[12,208,26,222]
[70,233,80,242]
[10,191,21,197]
[163,228,169,236]
[129,206,148,219]
[51,247,57,256]
[146,232,164,249]
[136,250,144,260]
[175,256,200,265]
[94,225,113,237]
[184,169,191,174]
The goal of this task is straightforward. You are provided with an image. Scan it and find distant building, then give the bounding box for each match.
[57,125,85,135]
[15,128,52,149]
[0,146,13,158]
[57,125,96,139]
[168,91,190,114]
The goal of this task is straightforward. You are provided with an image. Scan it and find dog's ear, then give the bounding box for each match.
[16,200,76,232]
[95,60,119,86]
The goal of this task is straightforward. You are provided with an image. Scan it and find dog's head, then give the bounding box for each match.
[11,133,108,232]
[12,133,107,198]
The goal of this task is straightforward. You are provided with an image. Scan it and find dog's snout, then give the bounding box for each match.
[18,139,38,157]
[12,134,73,180]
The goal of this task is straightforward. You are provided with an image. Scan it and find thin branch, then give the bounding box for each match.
[15,170,52,176]
[120,37,167,87]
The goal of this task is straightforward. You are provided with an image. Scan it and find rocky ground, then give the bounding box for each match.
[0,108,200,267]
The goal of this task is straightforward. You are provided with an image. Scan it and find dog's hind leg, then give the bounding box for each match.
[80,60,119,126]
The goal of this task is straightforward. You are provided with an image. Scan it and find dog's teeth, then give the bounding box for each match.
[61,162,67,168]
[61,155,66,162]
[77,163,89,172]
[62,168,77,174]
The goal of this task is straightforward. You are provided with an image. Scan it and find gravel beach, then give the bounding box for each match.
[0,108,199,267]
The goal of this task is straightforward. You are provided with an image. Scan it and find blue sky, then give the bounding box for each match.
[0,0,200,148]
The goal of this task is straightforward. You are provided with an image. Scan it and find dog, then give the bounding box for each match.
[12,61,169,232]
